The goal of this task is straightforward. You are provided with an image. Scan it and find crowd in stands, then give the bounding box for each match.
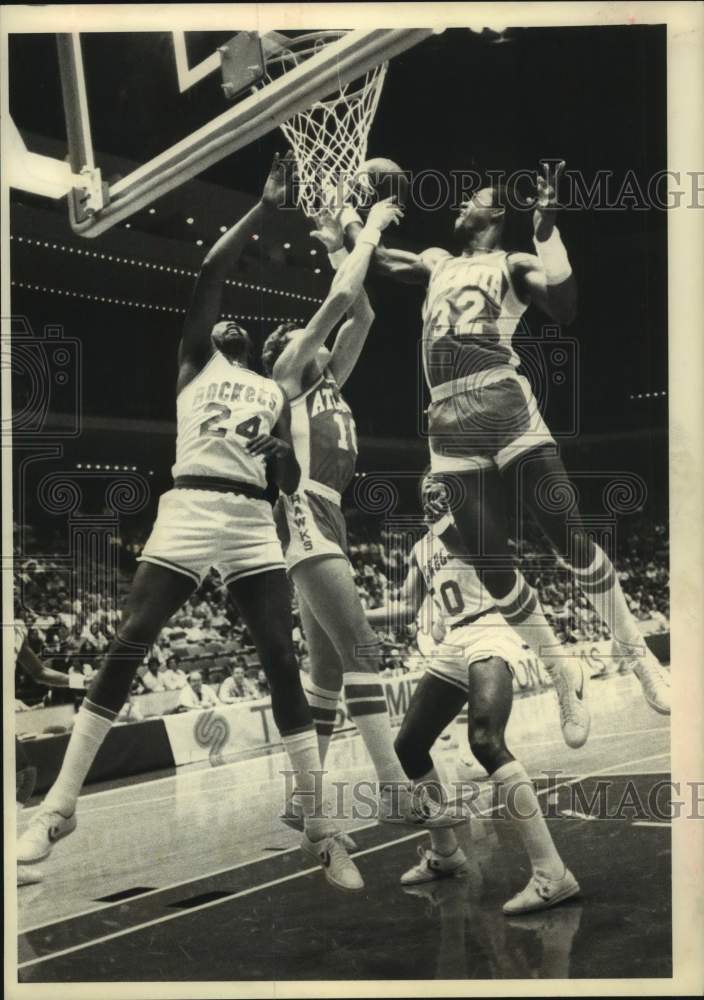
[13,512,669,714]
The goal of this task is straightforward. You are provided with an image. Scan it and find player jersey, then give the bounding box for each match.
[411,525,495,631]
[421,249,528,390]
[172,352,284,489]
[289,370,357,501]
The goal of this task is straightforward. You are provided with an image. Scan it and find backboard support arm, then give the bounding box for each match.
[56,33,109,224]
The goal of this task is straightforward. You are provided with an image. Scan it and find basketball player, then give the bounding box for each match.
[366,478,579,914]
[16,154,400,892]
[343,160,669,747]
[261,201,463,832]
[13,620,85,886]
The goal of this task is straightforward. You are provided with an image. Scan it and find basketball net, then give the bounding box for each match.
[262,34,388,219]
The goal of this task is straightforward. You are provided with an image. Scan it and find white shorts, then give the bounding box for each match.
[139,488,285,586]
[424,612,525,692]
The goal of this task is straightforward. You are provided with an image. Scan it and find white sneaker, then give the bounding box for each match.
[503,867,580,915]
[552,663,590,748]
[400,844,467,885]
[17,809,77,864]
[281,795,358,852]
[626,648,670,715]
[379,783,466,829]
[18,864,44,886]
[301,832,364,892]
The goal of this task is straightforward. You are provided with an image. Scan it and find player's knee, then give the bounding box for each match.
[469,721,506,772]
[475,567,516,599]
[259,634,299,684]
[394,729,431,781]
[115,611,161,651]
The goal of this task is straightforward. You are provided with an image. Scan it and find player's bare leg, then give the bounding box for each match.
[509,446,669,714]
[466,657,579,914]
[17,562,196,865]
[298,592,343,766]
[292,555,464,828]
[278,592,357,850]
[228,568,362,890]
[394,673,470,883]
[443,468,591,747]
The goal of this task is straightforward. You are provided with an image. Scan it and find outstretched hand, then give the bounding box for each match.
[310,205,345,252]
[527,160,565,240]
[367,196,404,232]
[261,151,296,209]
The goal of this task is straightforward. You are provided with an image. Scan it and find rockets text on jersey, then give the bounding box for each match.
[421,250,528,389]
[171,352,284,489]
[412,527,495,630]
[290,370,358,499]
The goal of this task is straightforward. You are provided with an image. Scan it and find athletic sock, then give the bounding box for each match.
[42,699,116,816]
[494,572,567,676]
[303,680,340,767]
[491,760,564,879]
[417,767,459,856]
[572,544,645,655]
[281,726,333,842]
[343,670,407,786]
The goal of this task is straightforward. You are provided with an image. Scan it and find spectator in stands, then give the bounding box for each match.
[218,660,256,703]
[161,656,187,691]
[178,671,220,712]
[141,656,166,693]
[255,668,270,698]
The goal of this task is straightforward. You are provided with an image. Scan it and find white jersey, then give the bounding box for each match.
[172,352,285,489]
[411,524,495,632]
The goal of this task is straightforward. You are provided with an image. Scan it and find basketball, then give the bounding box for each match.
[355,157,410,207]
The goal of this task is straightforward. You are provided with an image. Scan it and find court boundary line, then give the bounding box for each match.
[17,749,671,970]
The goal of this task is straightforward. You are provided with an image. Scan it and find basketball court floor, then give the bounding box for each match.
[16,672,671,982]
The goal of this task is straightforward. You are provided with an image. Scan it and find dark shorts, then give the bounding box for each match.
[275,489,348,572]
[428,374,555,473]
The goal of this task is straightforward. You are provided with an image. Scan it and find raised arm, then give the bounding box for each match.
[508,161,577,325]
[177,153,291,389]
[327,290,375,388]
[272,199,402,392]
[245,393,300,496]
[342,211,433,285]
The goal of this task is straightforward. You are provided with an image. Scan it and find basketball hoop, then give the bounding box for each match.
[260,31,388,219]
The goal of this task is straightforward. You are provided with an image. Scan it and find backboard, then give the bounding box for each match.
[8,29,434,238]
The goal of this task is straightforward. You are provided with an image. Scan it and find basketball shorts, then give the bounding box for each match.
[275,489,348,572]
[428,374,555,473]
[424,612,525,693]
[139,489,285,586]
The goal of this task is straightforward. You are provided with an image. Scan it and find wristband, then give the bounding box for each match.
[358,225,381,248]
[533,226,572,285]
[327,247,348,270]
[339,205,363,231]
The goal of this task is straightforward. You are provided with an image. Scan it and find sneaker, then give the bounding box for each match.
[17,809,77,864]
[301,832,364,892]
[379,783,466,829]
[281,796,358,852]
[503,867,580,915]
[400,844,467,885]
[627,648,670,715]
[552,663,590,748]
[18,864,44,886]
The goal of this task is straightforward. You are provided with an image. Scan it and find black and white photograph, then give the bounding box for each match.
[2,3,703,995]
